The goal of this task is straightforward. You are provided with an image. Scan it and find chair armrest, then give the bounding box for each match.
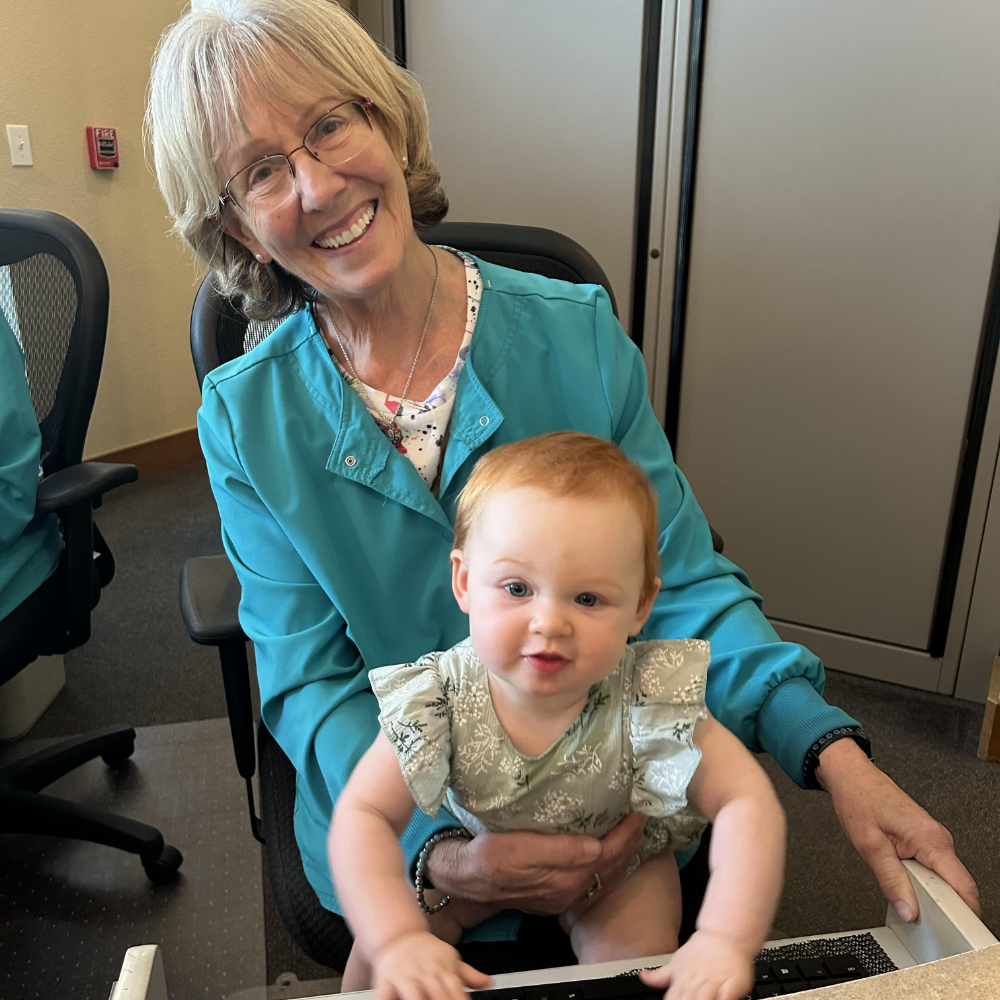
[710,526,725,554]
[35,461,138,513]
[180,554,262,841]
[180,554,246,645]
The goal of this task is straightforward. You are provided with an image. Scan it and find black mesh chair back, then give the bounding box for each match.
[189,222,618,388]
[0,210,181,885]
[0,210,110,477]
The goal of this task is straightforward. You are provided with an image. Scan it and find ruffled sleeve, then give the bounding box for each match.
[629,639,711,851]
[369,654,453,818]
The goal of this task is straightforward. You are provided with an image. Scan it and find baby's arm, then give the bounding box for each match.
[329,732,489,1000]
[642,713,786,1000]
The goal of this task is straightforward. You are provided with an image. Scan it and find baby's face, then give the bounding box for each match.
[451,486,656,709]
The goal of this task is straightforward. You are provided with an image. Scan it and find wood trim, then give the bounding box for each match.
[87,427,202,479]
[978,657,1000,762]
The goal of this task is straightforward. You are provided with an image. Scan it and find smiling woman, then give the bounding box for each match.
[145,0,980,981]
[145,0,446,321]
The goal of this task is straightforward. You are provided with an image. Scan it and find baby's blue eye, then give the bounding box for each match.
[505,582,531,598]
[576,593,600,608]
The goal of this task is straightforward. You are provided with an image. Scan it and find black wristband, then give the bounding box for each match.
[803,726,872,789]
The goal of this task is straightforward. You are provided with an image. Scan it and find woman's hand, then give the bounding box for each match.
[640,930,754,1000]
[425,811,648,914]
[373,930,489,1000]
[815,739,980,921]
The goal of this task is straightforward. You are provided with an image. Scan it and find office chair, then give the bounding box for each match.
[181,222,721,971]
[0,208,182,884]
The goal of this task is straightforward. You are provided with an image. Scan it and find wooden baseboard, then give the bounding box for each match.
[88,427,202,479]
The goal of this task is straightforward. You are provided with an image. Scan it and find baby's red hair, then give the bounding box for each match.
[453,431,661,602]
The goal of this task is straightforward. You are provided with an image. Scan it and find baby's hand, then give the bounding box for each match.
[640,930,754,1000]
[374,930,490,1000]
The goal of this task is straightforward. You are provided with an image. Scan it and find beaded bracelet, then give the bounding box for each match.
[415,828,472,915]
[803,725,872,789]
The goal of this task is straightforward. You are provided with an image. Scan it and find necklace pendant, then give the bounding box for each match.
[377,417,404,449]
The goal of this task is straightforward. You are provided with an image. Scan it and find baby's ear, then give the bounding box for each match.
[451,549,471,613]
[629,577,662,635]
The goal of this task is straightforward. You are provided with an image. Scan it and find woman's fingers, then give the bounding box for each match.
[914,839,981,916]
[480,831,603,911]
[592,811,648,893]
[430,822,651,914]
[856,833,921,923]
[600,810,648,861]
[516,831,603,872]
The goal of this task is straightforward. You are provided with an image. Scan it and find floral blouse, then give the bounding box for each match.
[331,249,482,493]
[368,638,711,861]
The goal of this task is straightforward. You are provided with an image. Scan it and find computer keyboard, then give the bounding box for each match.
[749,953,866,996]
[472,953,868,1000]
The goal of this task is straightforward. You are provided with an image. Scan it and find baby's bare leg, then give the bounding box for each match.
[341,892,498,991]
[563,852,682,965]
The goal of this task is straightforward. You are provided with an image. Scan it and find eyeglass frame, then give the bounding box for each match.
[218,98,376,211]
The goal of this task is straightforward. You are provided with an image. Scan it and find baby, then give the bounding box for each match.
[330,431,786,1000]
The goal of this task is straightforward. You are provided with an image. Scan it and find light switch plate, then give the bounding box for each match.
[7,125,33,166]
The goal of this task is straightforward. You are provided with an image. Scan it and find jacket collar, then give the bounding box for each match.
[316,261,509,527]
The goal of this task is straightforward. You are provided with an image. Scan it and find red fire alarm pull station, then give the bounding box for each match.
[86,127,119,169]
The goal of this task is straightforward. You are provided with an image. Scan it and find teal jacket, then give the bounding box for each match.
[0,310,60,623]
[198,259,857,920]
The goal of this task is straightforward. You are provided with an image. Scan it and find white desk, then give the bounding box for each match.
[111,862,997,1000]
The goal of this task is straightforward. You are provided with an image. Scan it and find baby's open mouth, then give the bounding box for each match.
[313,200,377,249]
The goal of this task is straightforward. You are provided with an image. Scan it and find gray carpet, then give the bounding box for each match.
[0,719,266,1000]
[30,462,226,739]
[9,460,1000,996]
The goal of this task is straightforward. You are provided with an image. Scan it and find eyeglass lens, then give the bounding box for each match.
[229,102,373,209]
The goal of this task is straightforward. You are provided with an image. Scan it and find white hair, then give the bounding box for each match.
[145,0,447,319]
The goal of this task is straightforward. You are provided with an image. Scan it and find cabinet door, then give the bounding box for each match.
[406,0,646,331]
[675,1,1000,652]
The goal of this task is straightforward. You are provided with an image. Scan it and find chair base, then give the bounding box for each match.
[0,654,65,742]
[0,724,183,883]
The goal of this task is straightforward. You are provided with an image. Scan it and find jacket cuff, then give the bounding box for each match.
[402,806,463,885]
[756,676,859,788]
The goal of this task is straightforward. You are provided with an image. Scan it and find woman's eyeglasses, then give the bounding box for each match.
[220,99,376,212]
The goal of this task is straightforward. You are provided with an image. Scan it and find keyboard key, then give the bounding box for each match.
[553,988,584,1000]
[796,960,827,982]
[755,986,783,997]
[771,964,802,983]
[824,956,864,979]
[777,983,808,995]
[755,963,776,985]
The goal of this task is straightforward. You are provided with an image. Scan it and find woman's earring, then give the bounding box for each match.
[401,155,408,170]
[254,254,264,262]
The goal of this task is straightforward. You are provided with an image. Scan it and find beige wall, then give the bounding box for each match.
[0,0,203,458]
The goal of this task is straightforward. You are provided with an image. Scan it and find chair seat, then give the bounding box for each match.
[179,555,245,646]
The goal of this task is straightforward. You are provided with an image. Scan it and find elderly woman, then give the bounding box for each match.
[148,0,977,956]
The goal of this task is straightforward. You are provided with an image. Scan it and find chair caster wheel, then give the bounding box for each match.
[101,736,135,767]
[143,844,183,884]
